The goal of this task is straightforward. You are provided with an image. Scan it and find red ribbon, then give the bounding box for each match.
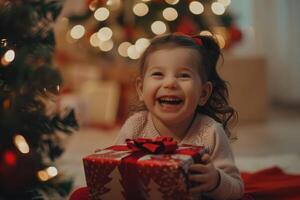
[125,136,178,154]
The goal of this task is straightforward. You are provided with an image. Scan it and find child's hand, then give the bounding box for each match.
[188,153,220,194]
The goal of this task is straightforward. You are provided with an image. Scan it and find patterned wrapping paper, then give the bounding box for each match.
[83,138,206,200]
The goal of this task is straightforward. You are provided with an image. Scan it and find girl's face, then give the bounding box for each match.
[137,47,212,125]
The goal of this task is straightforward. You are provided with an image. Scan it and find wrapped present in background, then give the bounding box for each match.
[82,137,207,200]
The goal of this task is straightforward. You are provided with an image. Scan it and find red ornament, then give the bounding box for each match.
[229,25,243,44]
[176,17,198,36]
[4,151,16,166]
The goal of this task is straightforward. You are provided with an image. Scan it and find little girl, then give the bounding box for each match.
[114,33,244,199]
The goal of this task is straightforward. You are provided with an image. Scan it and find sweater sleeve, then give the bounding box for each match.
[203,123,244,200]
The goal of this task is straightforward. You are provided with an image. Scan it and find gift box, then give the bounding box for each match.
[83,137,207,200]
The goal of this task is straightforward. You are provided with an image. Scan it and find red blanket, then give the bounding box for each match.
[70,167,300,200]
[242,166,300,200]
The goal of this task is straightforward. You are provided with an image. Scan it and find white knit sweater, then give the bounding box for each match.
[114,111,244,200]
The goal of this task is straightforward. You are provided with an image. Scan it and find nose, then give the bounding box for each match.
[162,75,178,89]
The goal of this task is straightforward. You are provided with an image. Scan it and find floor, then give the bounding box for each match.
[57,105,300,188]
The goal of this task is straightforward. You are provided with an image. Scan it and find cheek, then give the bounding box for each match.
[142,79,159,97]
[183,82,201,101]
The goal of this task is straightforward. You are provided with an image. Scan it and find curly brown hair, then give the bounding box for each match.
[132,33,237,140]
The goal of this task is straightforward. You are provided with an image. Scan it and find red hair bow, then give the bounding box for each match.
[193,37,203,46]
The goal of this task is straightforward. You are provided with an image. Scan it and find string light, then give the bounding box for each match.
[165,0,179,5]
[94,7,110,21]
[106,0,121,10]
[151,21,167,35]
[127,45,140,59]
[99,39,114,52]
[4,49,15,63]
[97,27,113,41]
[37,166,59,181]
[162,7,178,21]
[133,3,149,17]
[135,38,150,53]
[46,166,58,177]
[13,134,30,154]
[189,1,204,15]
[38,170,49,181]
[118,42,132,57]
[90,33,100,47]
[211,2,225,15]
[218,0,231,7]
[70,25,85,39]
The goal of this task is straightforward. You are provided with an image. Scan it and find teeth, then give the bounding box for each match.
[158,97,182,105]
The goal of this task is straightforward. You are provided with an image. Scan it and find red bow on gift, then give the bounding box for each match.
[126,137,178,154]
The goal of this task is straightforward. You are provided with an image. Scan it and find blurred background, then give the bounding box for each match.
[1,0,300,199]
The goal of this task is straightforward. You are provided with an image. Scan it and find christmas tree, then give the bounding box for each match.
[0,1,78,199]
[65,0,242,60]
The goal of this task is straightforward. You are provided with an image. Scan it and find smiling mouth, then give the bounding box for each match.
[157,97,183,105]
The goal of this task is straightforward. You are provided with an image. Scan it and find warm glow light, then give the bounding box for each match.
[90,33,100,47]
[218,0,231,7]
[4,49,15,62]
[0,39,7,47]
[88,0,97,11]
[106,0,121,10]
[99,40,114,52]
[163,7,178,21]
[97,27,113,41]
[142,0,151,2]
[151,21,167,35]
[133,3,149,17]
[189,1,204,15]
[70,25,85,39]
[215,34,226,49]
[14,134,30,154]
[200,30,213,36]
[127,45,140,59]
[118,42,132,57]
[135,38,150,53]
[56,85,60,92]
[46,166,58,177]
[4,151,16,166]
[94,7,110,21]
[165,0,179,5]
[38,170,50,181]
[211,2,225,15]
[3,98,11,110]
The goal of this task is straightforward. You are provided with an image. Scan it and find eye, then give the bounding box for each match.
[178,72,191,78]
[151,71,163,77]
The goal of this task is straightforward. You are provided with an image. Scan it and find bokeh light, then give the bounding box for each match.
[151,21,167,35]
[211,2,225,15]
[94,7,110,21]
[14,134,30,154]
[118,42,132,57]
[133,3,149,17]
[70,25,85,39]
[163,7,178,21]
[189,1,204,15]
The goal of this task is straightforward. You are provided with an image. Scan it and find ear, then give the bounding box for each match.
[136,76,144,101]
[199,81,213,106]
